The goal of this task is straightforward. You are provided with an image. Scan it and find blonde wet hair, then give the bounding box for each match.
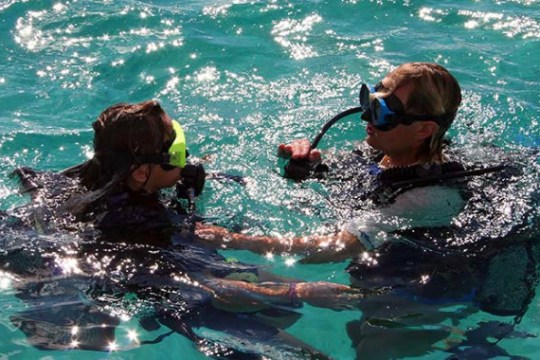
[378,62,462,162]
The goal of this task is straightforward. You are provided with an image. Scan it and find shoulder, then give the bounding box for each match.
[13,167,82,198]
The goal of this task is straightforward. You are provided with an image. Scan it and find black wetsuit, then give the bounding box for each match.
[3,168,321,359]
[314,148,540,358]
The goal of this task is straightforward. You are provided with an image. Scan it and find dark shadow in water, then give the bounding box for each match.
[0,168,329,360]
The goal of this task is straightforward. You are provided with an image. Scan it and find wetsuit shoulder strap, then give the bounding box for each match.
[378,161,465,188]
[372,162,509,204]
[385,163,507,189]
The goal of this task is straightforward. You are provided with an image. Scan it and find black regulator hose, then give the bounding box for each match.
[284,106,364,181]
[175,163,247,218]
[310,106,364,149]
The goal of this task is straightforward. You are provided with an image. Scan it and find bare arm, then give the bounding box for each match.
[195,223,365,262]
[204,278,364,312]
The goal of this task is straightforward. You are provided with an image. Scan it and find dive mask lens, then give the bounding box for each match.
[359,83,388,128]
[359,83,374,110]
[371,98,400,131]
[359,83,399,131]
[372,99,383,124]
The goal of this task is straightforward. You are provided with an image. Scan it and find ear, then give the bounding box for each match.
[129,164,151,185]
[416,121,439,142]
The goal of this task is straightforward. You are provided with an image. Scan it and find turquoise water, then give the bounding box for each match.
[1,0,539,359]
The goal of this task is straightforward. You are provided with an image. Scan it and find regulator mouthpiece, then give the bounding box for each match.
[176,163,206,199]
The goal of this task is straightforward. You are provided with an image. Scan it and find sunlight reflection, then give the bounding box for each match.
[465,20,479,29]
[111,59,125,67]
[146,42,164,53]
[108,341,119,351]
[0,271,15,290]
[459,10,539,39]
[52,3,65,12]
[71,325,79,336]
[418,7,447,22]
[127,329,139,343]
[203,4,231,18]
[284,257,297,267]
[160,76,180,96]
[55,256,81,275]
[360,252,379,267]
[271,14,322,60]
[196,67,220,82]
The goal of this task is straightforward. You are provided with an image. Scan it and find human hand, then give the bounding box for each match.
[195,223,230,243]
[278,139,321,162]
[295,281,363,310]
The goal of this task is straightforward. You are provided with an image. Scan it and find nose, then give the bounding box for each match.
[361,109,372,123]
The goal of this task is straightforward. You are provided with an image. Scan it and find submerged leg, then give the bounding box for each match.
[157,305,331,360]
[10,301,120,351]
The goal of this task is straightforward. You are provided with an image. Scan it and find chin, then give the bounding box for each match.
[365,136,377,148]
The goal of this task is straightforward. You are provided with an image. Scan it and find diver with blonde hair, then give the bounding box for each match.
[194,61,539,358]
[198,62,466,261]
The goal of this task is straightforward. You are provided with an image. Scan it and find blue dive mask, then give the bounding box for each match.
[359,83,453,131]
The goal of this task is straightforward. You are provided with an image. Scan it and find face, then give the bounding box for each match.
[144,163,182,193]
[153,114,183,187]
[133,114,183,193]
[364,83,423,157]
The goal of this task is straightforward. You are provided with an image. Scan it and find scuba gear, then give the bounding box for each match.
[137,120,188,170]
[371,162,522,205]
[176,164,206,199]
[359,83,455,131]
[175,163,206,219]
[168,120,187,169]
[283,106,363,181]
[282,84,506,184]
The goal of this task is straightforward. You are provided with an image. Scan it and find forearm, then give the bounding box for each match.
[207,278,362,311]
[195,223,289,253]
[195,223,362,257]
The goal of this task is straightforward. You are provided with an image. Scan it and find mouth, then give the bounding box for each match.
[366,123,376,135]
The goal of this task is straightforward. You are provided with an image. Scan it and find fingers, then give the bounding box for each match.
[278,139,320,161]
[308,149,321,162]
[277,143,291,158]
[290,139,311,159]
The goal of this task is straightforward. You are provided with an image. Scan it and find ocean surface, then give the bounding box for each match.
[0,0,539,359]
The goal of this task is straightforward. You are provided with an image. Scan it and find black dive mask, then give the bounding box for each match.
[359,83,454,131]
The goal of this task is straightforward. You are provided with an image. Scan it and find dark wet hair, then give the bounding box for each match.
[62,100,169,214]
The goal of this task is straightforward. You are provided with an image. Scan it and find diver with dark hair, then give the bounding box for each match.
[4,100,364,358]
